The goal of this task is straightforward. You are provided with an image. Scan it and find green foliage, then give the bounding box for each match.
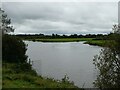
[23,38,94,42]
[0,8,14,34]
[84,40,106,47]
[2,63,78,88]
[93,25,120,88]
[62,74,70,83]
[1,9,27,63]
[2,35,28,63]
[93,48,120,88]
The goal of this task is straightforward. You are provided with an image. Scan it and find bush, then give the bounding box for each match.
[93,25,120,88]
[2,35,28,63]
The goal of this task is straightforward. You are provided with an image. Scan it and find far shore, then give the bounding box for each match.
[23,38,108,47]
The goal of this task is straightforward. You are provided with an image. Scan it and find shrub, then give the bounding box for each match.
[2,35,28,63]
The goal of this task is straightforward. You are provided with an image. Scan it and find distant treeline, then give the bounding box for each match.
[14,33,114,40]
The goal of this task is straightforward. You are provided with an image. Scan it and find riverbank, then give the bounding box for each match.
[24,38,110,47]
[84,40,115,47]
[2,62,79,88]
[25,38,94,42]
[84,40,106,47]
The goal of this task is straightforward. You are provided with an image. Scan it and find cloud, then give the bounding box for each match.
[2,2,118,34]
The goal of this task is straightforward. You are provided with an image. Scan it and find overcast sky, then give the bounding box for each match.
[2,2,118,34]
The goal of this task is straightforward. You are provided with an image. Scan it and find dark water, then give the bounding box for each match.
[25,41,101,88]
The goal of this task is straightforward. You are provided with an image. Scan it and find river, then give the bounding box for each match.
[25,41,101,88]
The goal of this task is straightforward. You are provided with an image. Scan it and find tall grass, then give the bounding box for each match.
[2,63,79,88]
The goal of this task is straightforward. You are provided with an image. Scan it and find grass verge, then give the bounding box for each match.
[2,63,80,89]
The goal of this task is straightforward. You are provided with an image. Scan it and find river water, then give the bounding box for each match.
[25,41,101,88]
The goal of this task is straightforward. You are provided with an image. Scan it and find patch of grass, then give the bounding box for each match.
[2,63,79,88]
[84,40,106,47]
[84,40,115,47]
[26,38,94,42]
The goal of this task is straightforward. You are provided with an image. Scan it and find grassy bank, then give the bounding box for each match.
[25,38,94,42]
[84,40,106,47]
[2,62,79,88]
[25,37,110,47]
[19,35,114,47]
[84,40,115,47]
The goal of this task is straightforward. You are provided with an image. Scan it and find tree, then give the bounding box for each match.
[0,8,14,34]
[93,25,120,89]
[2,35,28,63]
[1,9,28,63]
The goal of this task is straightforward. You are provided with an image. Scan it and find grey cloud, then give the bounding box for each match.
[2,2,118,34]
[2,2,64,23]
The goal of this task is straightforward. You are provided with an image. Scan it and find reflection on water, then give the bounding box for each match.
[25,41,101,88]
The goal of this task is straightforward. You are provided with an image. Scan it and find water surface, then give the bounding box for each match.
[25,41,101,88]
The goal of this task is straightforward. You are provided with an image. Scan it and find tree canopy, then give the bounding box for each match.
[0,8,14,34]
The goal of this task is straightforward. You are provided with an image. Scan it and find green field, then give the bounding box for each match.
[2,63,79,88]
[27,38,94,42]
[84,40,115,47]
[24,37,110,47]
